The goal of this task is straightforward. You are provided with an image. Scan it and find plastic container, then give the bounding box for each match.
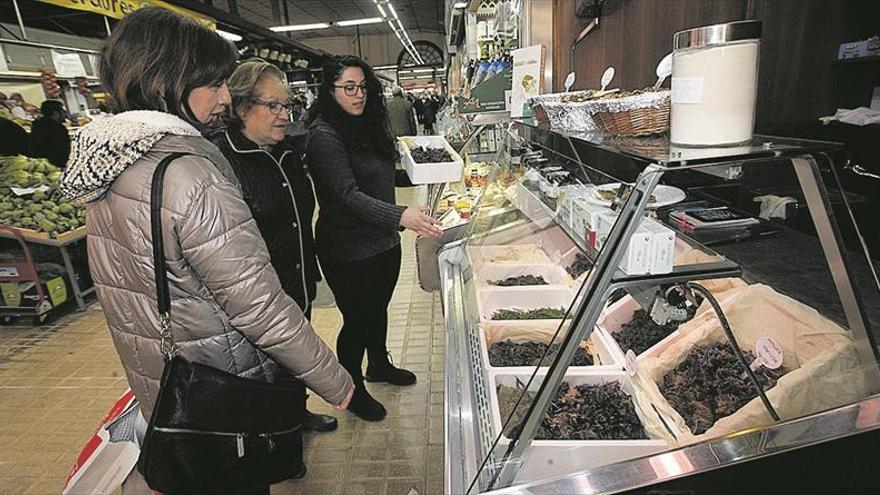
[486,371,671,483]
[479,321,621,374]
[670,21,761,146]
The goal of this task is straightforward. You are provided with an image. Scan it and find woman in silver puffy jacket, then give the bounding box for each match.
[59,8,354,449]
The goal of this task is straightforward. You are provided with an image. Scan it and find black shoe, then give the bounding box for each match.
[347,384,387,421]
[365,353,417,386]
[303,410,338,432]
[288,463,307,480]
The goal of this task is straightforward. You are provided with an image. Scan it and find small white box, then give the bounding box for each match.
[571,199,613,251]
[642,218,676,274]
[398,136,464,184]
[595,214,653,275]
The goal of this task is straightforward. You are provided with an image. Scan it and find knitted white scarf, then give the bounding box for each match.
[60,111,201,203]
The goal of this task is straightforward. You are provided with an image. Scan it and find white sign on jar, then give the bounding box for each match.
[670,21,761,147]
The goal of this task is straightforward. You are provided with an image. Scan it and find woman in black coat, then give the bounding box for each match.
[215,59,339,434]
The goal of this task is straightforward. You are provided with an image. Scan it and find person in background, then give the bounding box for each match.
[7,93,31,121]
[0,116,29,156]
[306,55,442,422]
[385,85,416,137]
[420,91,437,135]
[59,9,353,491]
[215,58,339,434]
[29,100,71,167]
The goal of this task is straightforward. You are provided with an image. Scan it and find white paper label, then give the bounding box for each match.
[51,50,87,78]
[656,53,673,79]
[601,67,615,90]
[504,90,512,111]
[625,349,638,376]
[755,336,784,370]
[11,186,50,196]
[671,77,704,104]
[564,72,576,91]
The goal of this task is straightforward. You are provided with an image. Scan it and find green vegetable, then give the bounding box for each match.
[491,307,568,320]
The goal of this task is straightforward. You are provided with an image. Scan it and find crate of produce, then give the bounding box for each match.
[398,135,464,184]
[598,295,683,362]
[488,371,672,483]
[473,263,572,288]
[0,155,87,239]
[480,320,621,374]
[631,284,871,445]
[476,285,574,323]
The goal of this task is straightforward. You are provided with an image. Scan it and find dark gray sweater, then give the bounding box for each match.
[306,117,411,262]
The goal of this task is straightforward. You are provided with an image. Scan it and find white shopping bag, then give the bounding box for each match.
[62,389,143,495]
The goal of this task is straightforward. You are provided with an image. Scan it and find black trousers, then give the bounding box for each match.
[320,244,401,383]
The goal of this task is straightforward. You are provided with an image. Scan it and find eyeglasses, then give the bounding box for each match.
[250,98,295,114]
[333,83,368,97]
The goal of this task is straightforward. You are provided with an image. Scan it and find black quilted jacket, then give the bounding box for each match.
[215,128,320,312]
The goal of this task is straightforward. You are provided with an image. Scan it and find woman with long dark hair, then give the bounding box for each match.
[306,55,442,421]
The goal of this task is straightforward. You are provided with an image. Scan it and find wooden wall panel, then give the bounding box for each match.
[553,0,746,92]
[552,0,880,130]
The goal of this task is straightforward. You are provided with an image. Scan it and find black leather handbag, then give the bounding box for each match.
[138,152,306,494]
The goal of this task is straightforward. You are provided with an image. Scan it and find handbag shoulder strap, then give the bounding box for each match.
[150,152,190,358]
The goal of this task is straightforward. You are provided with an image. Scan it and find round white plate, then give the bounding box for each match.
[585,183,686,208]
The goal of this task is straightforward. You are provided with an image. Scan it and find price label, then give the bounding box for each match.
[625,349,638,376]
[564,72,576,92]
[750,336,783,371]
[600,67,615,91]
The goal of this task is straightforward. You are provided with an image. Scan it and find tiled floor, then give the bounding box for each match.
[0,187,445,495]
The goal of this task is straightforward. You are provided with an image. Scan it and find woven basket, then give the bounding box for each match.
[529,92,599,132]
[591,91,671,137]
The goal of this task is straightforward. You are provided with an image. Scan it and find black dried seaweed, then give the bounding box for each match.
[565,253,592,279]
[498,382,648,440]
[612,309,679,355]
[488,339,594,367]
[488,275,549,286]
[491,307,567,320]
[659,342,788,435]
[410,146,453,163]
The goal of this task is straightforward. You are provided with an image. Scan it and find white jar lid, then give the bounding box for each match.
[673,20,761,50]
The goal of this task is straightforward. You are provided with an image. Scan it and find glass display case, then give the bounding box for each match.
[417,122,514,291]
[440,120,880,494]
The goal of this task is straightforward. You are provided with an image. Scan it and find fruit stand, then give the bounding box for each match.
[0,155,93,316]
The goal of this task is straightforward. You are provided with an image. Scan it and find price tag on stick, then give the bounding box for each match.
[749,336,784,371]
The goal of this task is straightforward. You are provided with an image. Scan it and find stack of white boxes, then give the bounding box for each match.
[593,215,676,275]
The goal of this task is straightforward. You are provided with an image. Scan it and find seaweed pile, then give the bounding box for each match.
[660,342,788,435]
[492,307,567,320]
[498,382,648,440]
[565,253,592,279]
[488,275,549,286]
[612,309,679,355]
[488,339,593,367]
